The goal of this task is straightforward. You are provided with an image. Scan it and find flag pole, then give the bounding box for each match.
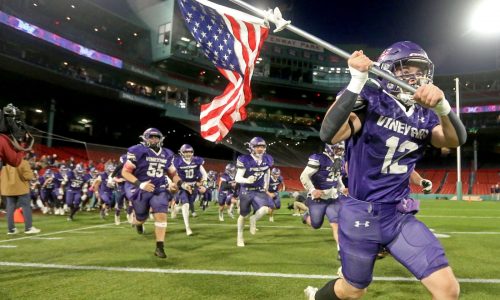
[455,77,463,201]
[227,0,417,93]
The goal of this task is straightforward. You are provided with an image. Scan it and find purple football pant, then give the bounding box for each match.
[65,190,82,207]
[239,190,273,217]
[99,191,113,206]
[218,192,233,206]
[306,197,340,229]
[272,195,281,209]
[131,191,171,221]
[178,189,199,205]
[339,196,449,289]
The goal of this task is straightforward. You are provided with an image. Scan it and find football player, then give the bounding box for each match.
[121,128,181,258]
[267,167,285,222]
[234,137,274,247]
[306,41,465,300]
[172,144,207,236]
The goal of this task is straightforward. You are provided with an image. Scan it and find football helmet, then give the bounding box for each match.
[140,128,164,150]
[225,163,236,177]
[74,165,85,176]
[271,167,281,177]
[325,141,345,158]
[44,169,54,178]
[377,41,434,105]
[59,165,69,176]
[179,144,194,162]
[105,164,116,174]
[247,137,266,158]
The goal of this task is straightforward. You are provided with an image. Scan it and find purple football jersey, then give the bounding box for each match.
[236,153,273,189]
[219,173,236,193]
[173,155,205,183]
[126,144,175,191]
[307,153,342,190]
[67,171,91,191]
[347,86,439,203]
[268,175,284,193]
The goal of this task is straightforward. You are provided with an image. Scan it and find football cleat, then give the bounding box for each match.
[136,224,145,235]
[154,247,167,259]
[303,286,318,300]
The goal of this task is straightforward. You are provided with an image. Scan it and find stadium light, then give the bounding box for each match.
[469,0,500,35]
[35,109,43,113]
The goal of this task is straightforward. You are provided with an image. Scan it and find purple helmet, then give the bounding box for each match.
[225,163,236,176]
[59,165,68,176]
[377,41,434,94]
[179,144,194,161]
[74,164,85,175]
[271,167,281,177]
[140,128,164,149]
[105,164,116,174]
[44,169,54,178]
[247,137,266,157]
[325,141,345,157]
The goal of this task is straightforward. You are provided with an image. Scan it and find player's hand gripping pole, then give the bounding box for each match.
[227,0,417,94]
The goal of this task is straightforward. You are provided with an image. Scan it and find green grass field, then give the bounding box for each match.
[1,198,500,299]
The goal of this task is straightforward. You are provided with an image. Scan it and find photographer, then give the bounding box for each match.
[0,104,33,167]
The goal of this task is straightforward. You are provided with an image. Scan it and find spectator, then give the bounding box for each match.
[1,159,41,234]
[288,191,308,216]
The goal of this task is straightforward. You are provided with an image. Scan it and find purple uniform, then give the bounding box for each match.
[124,144,175,221]
[268,175,284,209]
[173,155,204,205]
[66,171,91,206]
[338,85,448,289]
[305,153,342,228]
[218,173,237,206]
[237,154,274,216]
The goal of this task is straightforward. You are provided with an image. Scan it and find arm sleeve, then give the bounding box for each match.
[111,163,124,178]
[199,165,208,182]
[319,90,360,143]
[235,168,252,184]
[263,169,270,191]
[300,166,319,193]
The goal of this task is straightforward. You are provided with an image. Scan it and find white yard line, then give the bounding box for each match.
[0,223,115,243]
[0,261,499,284]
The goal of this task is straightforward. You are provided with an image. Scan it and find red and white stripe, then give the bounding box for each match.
[199,11,268,142]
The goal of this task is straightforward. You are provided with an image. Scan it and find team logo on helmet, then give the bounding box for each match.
[271,167,281,177]
[377,41,434,105]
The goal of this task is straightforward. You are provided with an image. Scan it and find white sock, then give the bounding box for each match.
[237,215,245,239]
[229,203,234,213]
[254,206,269,221]
[182,203,190,228]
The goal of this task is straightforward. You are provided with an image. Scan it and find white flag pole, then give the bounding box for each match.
[455,78,463,201]
[227,0,418,93]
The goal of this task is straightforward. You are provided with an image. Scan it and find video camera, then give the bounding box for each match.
[0,103,34,151]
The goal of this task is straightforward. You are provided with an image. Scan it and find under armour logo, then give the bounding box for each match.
[354,221,370,228]
[418,117,425,123]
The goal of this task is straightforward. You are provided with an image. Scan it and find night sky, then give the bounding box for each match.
[239,0,499,74]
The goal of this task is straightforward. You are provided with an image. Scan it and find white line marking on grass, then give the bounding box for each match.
[0,261,499,284]
[0,245,17,248]
[30,237,63,240]
[0,223,115,243]
[419,215,500,219]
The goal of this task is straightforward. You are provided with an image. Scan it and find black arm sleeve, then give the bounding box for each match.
[111,163,124,178]
[447,110,467,146]
[220,181,231,191]
[319,90,359,143]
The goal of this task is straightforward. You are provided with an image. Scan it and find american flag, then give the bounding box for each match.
[177,0,269,142]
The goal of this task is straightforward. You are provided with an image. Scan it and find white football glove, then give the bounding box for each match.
[246,175,257,184]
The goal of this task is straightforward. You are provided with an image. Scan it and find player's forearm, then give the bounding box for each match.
[300,167,317,192]
[410,171,423,185]
[439,112,467,147]
[320,91,358,144]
